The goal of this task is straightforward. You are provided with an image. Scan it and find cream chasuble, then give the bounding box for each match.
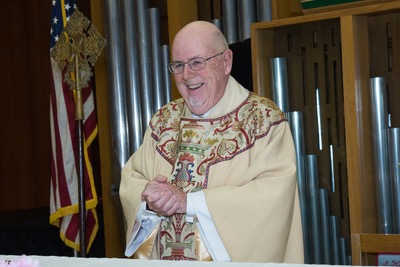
[120,76,304,263]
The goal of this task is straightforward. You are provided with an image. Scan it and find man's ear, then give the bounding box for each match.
[223,49,233,75]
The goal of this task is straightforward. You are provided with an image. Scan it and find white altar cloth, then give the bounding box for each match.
[0,255,352,267]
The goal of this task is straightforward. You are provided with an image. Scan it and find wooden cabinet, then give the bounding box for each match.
[251,1,400,265]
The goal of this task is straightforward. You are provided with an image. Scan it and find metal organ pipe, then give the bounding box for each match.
[271,57,290,113]
[102,0,130,187]
[149,8,165,112]
[256,0,272,22]
[287,111,311,264]
[237,0,256,41]
[135,0,154,130]
[161,44,172,104]
[329,216,340,264]
[369,77,393,234]
[306,154,322,264]
[121,0,143,154]
[319,188,332,264]
[222,0,238,44]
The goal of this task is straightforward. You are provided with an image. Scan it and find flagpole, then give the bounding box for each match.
[50,7,106,256]
[75,51,87,257]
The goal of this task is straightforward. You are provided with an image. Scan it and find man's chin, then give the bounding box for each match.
[188,106,208,117]
[187,98,210,114]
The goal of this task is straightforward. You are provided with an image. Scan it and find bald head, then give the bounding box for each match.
[172,21,228,58]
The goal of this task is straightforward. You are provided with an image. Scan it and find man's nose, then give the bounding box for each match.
[182,63,195,80]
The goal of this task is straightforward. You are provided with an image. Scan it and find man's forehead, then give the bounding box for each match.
[172,40,209,58]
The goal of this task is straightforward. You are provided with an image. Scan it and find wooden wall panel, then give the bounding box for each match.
[0,0,52,212]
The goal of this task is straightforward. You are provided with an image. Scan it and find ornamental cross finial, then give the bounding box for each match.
[50,7,106,91]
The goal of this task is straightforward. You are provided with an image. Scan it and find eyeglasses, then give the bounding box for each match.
[168,51,225,74]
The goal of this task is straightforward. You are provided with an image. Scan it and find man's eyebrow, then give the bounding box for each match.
[172,55,203,62]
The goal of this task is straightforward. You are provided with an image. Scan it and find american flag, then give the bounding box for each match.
[49,0,99,253]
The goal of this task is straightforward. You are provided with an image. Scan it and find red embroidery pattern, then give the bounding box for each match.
[150,93,285,185]
[159,214,196,261]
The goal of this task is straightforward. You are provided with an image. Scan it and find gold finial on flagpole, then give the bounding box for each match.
[50,7,106,119]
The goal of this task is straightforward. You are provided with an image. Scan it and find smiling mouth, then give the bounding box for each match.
[188,83,203,90]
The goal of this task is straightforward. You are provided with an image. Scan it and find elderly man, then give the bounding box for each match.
[119,20,304,263]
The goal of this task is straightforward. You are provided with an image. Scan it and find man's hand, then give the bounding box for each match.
[141,175,187,216]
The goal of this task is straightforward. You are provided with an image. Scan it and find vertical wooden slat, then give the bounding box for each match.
[197,0,212,20]
[341,13,379,246]
[167,0,198,100]
[212,0,222,19]
[271,0,293,19]
[351,234,362,265]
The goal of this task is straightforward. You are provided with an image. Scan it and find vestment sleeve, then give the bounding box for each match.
[124,202,163,256]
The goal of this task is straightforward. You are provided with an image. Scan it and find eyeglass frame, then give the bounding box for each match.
[168,51,226,74]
